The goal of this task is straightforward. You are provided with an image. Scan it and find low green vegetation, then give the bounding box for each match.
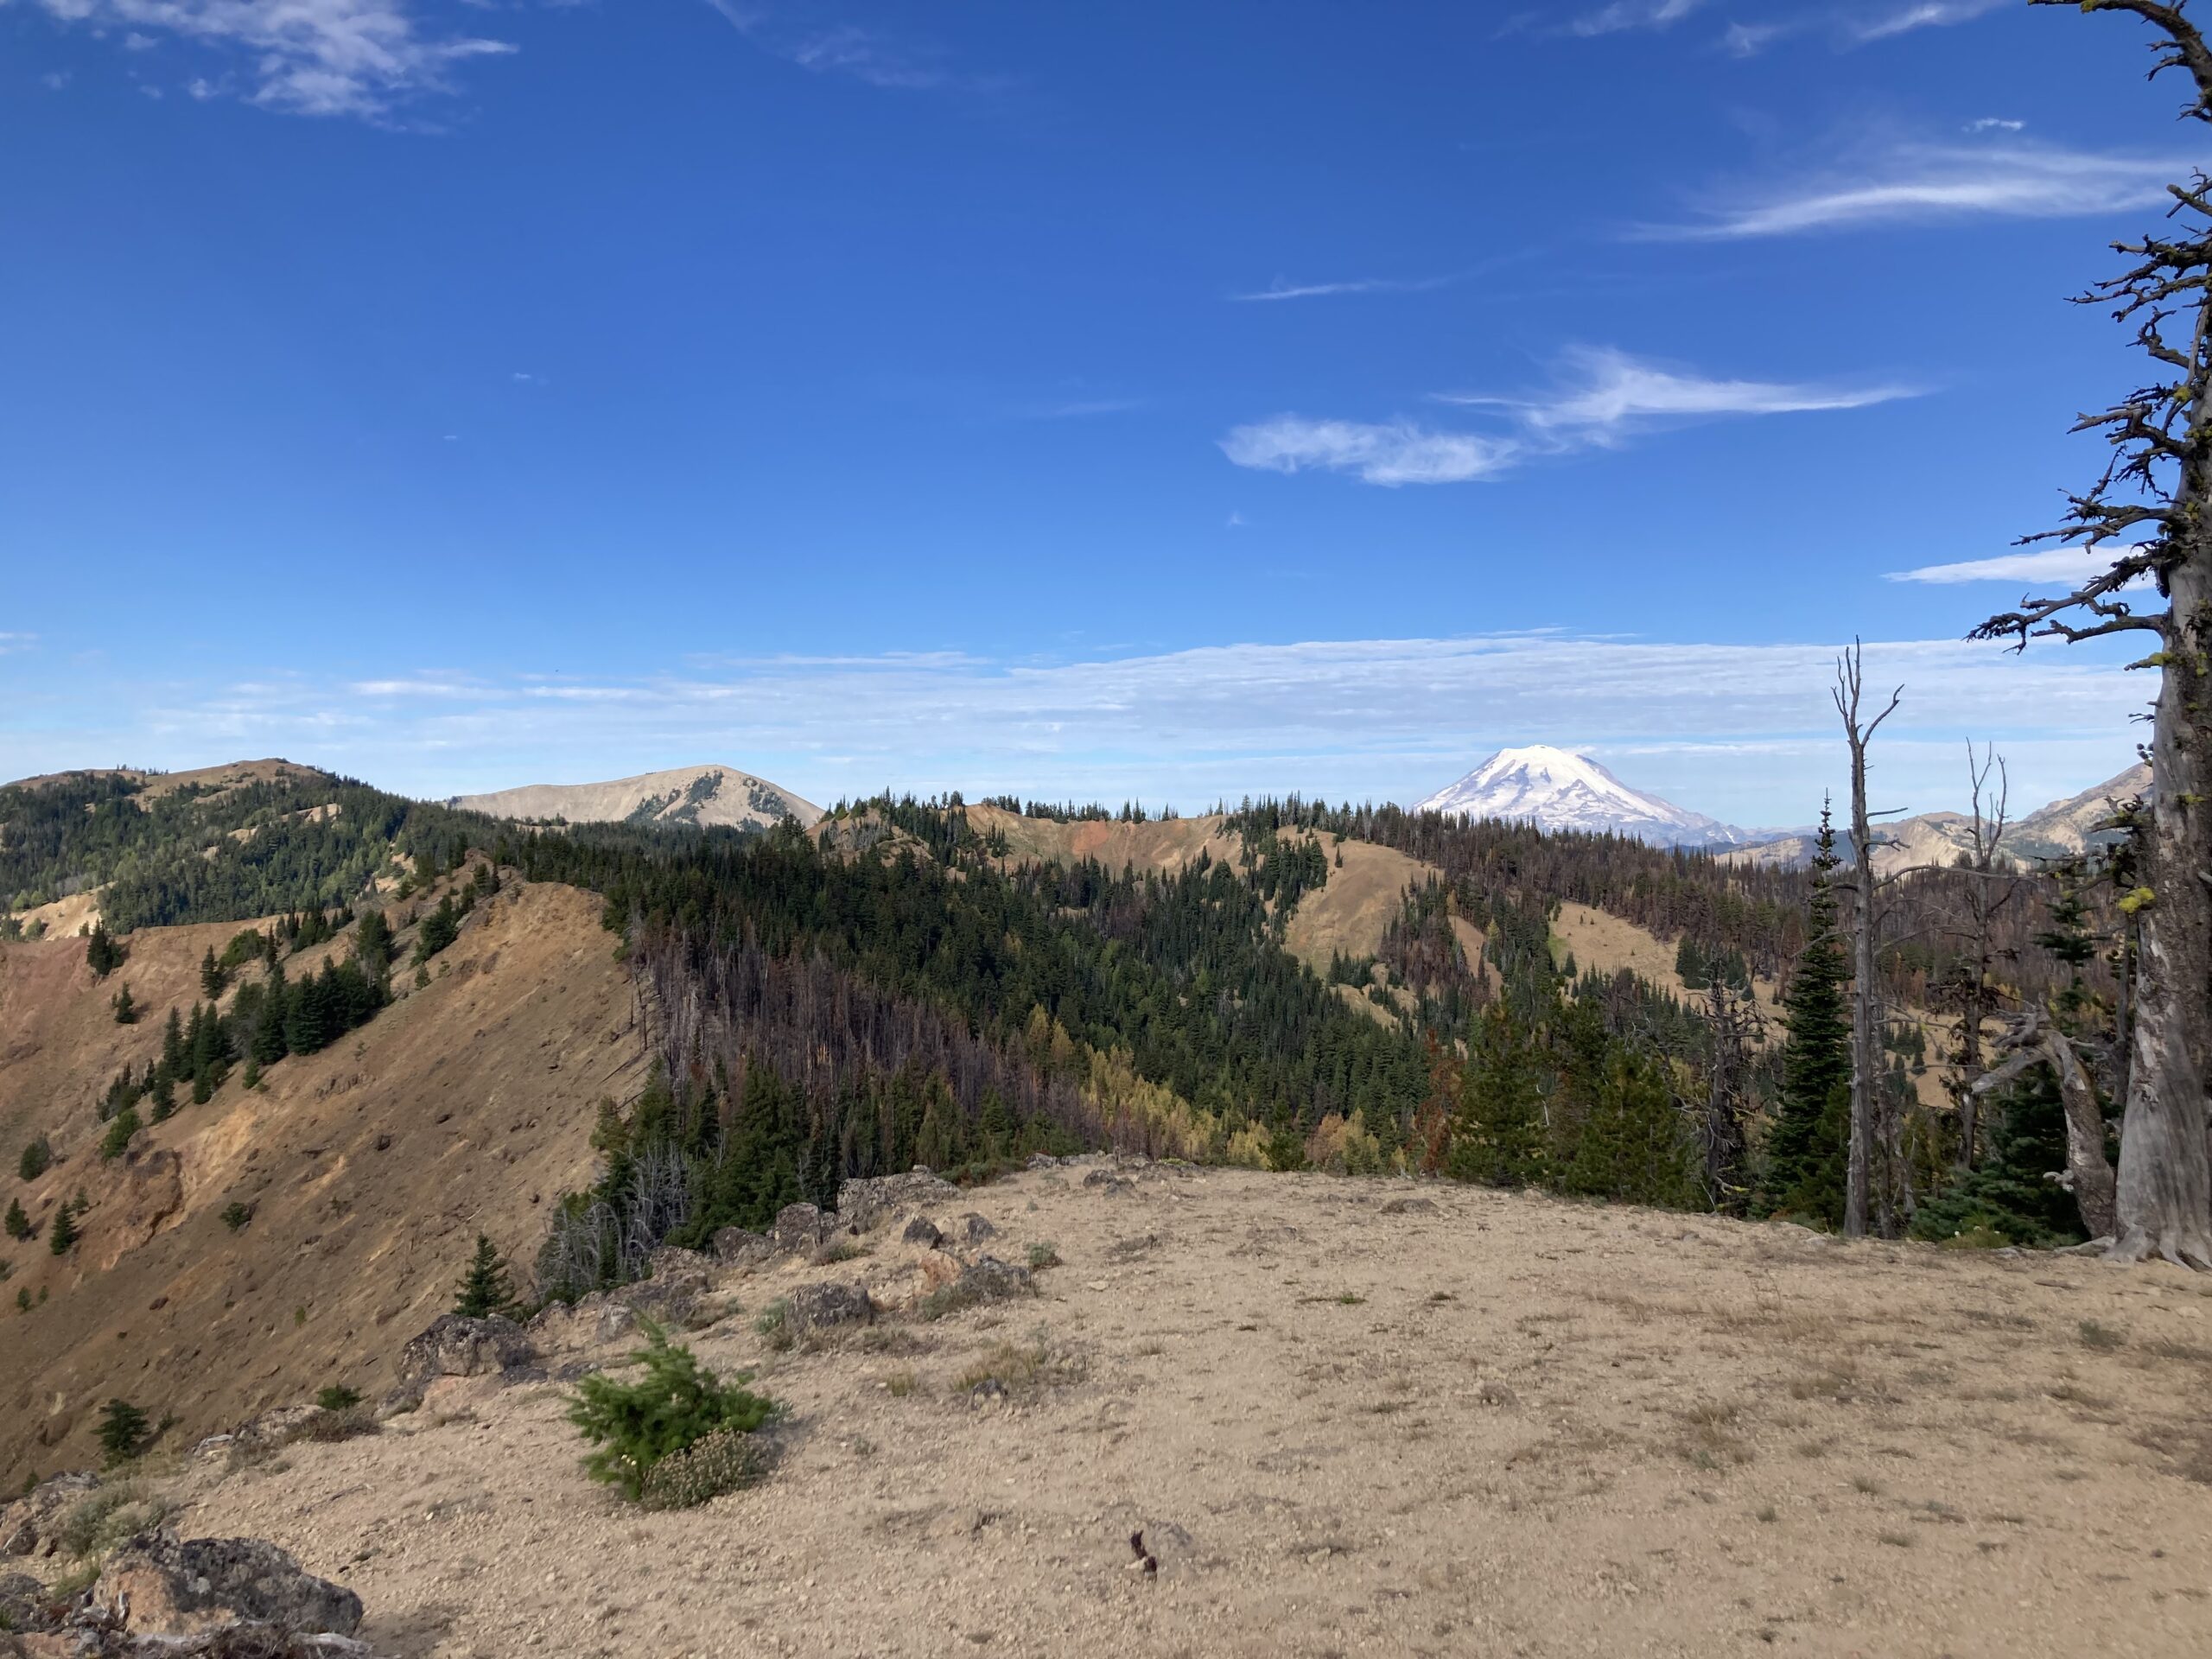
[568,1321,779,1504]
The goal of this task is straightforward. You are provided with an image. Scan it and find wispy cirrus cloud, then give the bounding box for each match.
[1717,0,2011,55]
[1230,274,1462,303]
[0,632,37,655]
[702,1,999,92]
[1220,419,1521,486]
[1886,548,2155,586]
[1656,142,2183,238]
[1562,0,1707,37]
[1849,0,2011,44]
[1221,347,1916,486]
[1442,345,1916,440]
[22,0,518,119]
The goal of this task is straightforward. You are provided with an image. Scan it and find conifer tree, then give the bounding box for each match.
[160,1007,187,1080]
[85,919,123,978]
[48,1202,78,1255]
[3,1198,30,1241]
[200,946,226,999]
[111,984,137,1025]
[1562,1054,1699,1208]
[454,1234,520,1319]
[18,1136,52,1182]
[1448,1001,1547,1187]
[95,1399,149,1467]
[1762,803,1853,1224]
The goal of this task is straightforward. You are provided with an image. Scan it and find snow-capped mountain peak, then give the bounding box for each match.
[1411,746,1751,847]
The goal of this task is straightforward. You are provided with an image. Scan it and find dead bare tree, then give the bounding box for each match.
[1977,0,2212,1268]
[1697,976,1763,1213]
[1834,641,1904,1238]
[1948,743,2018,1168]
[1972,1006,2120,1240]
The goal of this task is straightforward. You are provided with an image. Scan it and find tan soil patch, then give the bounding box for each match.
[137,1166,2212,1659]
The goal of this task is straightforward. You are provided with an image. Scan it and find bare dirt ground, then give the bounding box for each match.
[151,1164,2212,1659]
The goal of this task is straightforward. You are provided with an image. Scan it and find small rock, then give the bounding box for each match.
[1477,1381,1519,1408]
[901,1217,944,1248]
[1377,1197,1438,1216]
[952,1213,999,1247]
[953,1256,1033,1303]
[1026,1154,1061,1171]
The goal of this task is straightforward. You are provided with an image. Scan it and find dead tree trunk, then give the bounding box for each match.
[1974,1007,2120,1242]
[1834,642,1902,1239]
[1985,0,2212,1268]
[1953,744,2013,1170]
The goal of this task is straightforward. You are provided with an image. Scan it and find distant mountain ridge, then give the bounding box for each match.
[1723,762,2151,874]
[1410,746,1754,848]
[451,764,821,833]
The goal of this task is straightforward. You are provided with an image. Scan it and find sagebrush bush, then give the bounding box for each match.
[54,1484,173,1560]
[568,1319,779,1502]
[639,1427,770,1510]
[302,1405,378,1443]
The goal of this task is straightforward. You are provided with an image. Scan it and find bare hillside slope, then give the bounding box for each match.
[0,880,646,1482]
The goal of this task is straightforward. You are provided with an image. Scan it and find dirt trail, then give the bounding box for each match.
[157,1164,2212,1659]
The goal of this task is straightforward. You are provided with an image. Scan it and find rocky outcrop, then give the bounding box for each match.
[385,1315,533,1409]
[0,1473,96,1557]
[835,1169,963,1233]
[93,1531,363,1640]
[709,1227,774,1268]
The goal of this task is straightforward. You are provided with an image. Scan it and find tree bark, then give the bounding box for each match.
[2111,551,2212,1267]
[2044,1024,2121,1243]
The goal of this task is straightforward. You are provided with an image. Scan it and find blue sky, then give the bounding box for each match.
[0,0,2189,823]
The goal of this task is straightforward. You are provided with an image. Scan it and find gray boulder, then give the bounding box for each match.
[951,1213,999,1248]
[95,1530,363,1637]
[771,1204,831,1254]
[385,1314,533,1408]
[900,1217,943,1248]
[783,1281,876,1336]
[709,1227,774,1268]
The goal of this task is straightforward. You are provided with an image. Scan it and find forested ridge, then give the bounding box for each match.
[0,768,510,933]
[4,764,2135,1292]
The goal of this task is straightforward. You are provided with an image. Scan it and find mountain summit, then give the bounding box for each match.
[452,764,821,832]
[1411,746,1751,847]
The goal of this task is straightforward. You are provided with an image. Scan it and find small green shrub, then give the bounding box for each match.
[219,1201,252,1232]
[316,1384,362,1412]
[568,1320,779,1503]
[96,1400,149,1466]
[99,1108,142,1162]
[638,1427,770,1510]
[1026,1243,1061,1270]
[812,1237,867,1266]
[2079,1319,2126,1352]
[754,1299,792,1352]
[18,1136,53,1182]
